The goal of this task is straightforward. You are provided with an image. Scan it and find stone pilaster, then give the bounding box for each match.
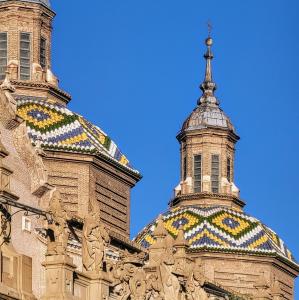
[41,254,76,300]
[85,271,111,300]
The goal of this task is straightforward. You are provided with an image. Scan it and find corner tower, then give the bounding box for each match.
[174,36,242,209]
[0,0,70,104]
[0,0,141,240]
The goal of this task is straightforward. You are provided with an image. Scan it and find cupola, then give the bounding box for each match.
[174,36,242,209]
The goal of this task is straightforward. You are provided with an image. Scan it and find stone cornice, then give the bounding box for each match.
[177,126,240,144]
[43,149,142,185]
[188,248,299,275]
[10,80,71,105]
[0,0,55,16]
[169,192,245,209]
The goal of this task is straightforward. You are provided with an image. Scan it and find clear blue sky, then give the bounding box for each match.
[50,0,299,295]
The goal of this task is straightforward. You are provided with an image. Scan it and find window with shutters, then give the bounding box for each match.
[227,157,231,182]
[193,155,202,193]
[20,32,31,80]
[0,32,7,80]
[40,37,46,69]
[211,154,220,193]
[183,156,187,180]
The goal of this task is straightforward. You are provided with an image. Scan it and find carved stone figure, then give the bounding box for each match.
[160,256,180,300]
[0,72,20,129]
[186,262,208,300]
[46,190,70,255]
[7,60,18,80]
[82,209,110,272]
[13,122,50,197]
[32,63,44,82]
[145,273,164,300]
[109,251,147,300]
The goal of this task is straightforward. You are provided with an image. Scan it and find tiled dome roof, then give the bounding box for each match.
[0,0,51,8]
[134,205,296,265]
[181,102,235,133]
[16,95,138,174]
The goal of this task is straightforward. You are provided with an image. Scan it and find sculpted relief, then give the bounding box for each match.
[13,122,51,197]
[0,75,51,197]
[41,202,242,300]
[0,73,19,129]
[82,208,110,272]
[104,226,209,300]
[46,190,70,255]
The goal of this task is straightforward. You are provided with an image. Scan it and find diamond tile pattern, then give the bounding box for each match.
[16,95,137,172]
[134,205,296,264]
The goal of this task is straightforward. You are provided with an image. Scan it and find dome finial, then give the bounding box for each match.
[199,22,217,103]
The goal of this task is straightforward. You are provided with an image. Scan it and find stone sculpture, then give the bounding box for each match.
[105,227,210,300]
[82,209,110,272]
[46,190,70,255]
[13,122,50,197]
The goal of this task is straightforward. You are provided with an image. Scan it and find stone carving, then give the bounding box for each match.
[32,63,44,82]
[82,208,110,272]
[185,262,207,300]
[46,190,70,255]
[145,273,164,300]
[13,122,51,197]
[107,227,209,300]
[7,60,19,80]
[46,69,59,86]
[0,72,21,129]
[110,251,146,300]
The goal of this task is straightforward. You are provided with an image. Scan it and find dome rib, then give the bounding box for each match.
[181,104,235,133]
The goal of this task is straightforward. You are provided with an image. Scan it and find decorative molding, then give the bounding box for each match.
[169,191,245,208]
[13,122,52,197]
[0,76,22,129]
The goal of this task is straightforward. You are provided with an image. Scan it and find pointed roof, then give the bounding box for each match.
[178,36,237,139]
[0,0,51,8]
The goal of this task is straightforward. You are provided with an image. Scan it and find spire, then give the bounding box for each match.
[198,34,218,106]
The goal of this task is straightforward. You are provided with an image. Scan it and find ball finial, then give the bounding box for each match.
[205,37,213,46]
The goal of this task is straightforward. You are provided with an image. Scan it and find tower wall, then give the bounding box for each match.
[180,129,237,195]
[0,1,54,79]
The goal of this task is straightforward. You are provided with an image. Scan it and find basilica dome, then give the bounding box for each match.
[15,95,137,173]
[134,205,297,265]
